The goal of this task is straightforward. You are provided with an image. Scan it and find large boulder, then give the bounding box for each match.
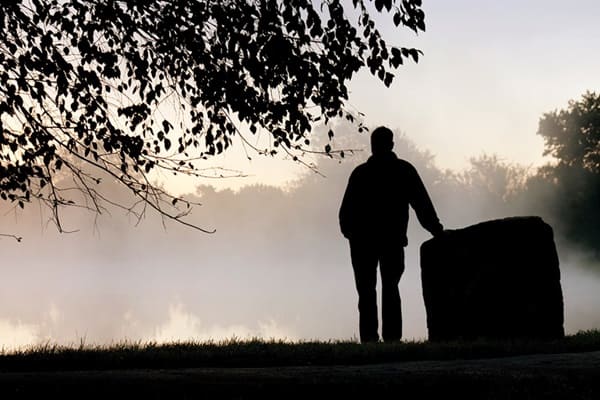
[420,216,564,341]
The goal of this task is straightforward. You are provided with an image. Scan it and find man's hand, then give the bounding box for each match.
[433,228,455,240]
[431,224,444,238]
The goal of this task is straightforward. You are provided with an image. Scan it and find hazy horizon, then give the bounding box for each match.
[1,129,599,350]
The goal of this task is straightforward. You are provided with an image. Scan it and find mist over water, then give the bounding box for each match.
[0,129,599,350]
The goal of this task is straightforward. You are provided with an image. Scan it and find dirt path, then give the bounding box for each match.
[3,351,600,399]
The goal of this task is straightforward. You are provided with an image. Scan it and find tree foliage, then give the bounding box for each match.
[534,91,600,258]
[538,91,600,173]
[0,0,425,232]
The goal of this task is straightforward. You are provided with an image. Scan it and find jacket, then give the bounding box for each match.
[339,151,443,246]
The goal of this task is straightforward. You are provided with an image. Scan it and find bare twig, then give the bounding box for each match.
[0,234,23,242]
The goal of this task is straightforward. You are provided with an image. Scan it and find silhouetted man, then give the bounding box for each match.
[339,126,444,343]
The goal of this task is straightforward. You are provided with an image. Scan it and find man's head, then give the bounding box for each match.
[371,126,394,155]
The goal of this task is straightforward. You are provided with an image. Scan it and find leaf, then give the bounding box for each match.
[384,72,393,87]
[374,0,384,12]
[162,120,171,134]
[408,48,421,63]
[390,47,403,68]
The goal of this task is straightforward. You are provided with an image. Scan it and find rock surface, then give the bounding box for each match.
[420,216,564,341]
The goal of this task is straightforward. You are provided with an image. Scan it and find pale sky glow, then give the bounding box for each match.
[159,0,600,193]
[349,0,600,171]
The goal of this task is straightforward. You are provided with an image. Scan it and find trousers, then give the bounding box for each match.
[350,239,405,343]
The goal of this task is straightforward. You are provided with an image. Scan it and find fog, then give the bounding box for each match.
[1,128,599,350]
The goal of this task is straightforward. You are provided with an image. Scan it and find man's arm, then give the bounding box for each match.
[339,171,357,239]
[408,165,444,236]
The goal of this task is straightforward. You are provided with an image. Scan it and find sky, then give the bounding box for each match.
[1,0,600,349]
[171,0,600,192]
[353,0,600,170]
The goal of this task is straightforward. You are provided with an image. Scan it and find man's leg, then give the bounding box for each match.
[380,246,405,342]
[350,240,379,343]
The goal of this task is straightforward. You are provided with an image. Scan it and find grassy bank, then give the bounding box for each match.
[2,330,599,372]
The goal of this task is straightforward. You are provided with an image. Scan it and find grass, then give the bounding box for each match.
[1,329,600,372]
